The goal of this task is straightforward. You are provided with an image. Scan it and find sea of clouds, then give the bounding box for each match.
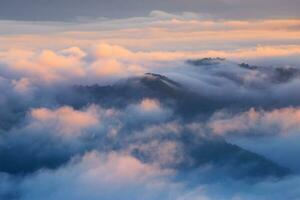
[1,11,300,200]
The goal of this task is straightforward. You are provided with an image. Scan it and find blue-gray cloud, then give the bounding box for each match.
[0,0,300,21]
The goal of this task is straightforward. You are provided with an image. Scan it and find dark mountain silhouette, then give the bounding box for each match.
[72,72,233,117]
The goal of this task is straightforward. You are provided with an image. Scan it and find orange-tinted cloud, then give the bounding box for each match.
[29,106,100,137]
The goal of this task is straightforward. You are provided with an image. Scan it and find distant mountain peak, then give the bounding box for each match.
[238,63,259,70]
[238,62,300,83]
[144,72,164,78]
[142,72,182,88]
[186,57,226,66]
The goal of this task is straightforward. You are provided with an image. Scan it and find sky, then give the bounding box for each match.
[1,1,300,200]
[0,0,300,20]
[0,0,300,62]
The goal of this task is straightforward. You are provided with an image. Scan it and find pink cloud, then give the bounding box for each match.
[209,107,300,136]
